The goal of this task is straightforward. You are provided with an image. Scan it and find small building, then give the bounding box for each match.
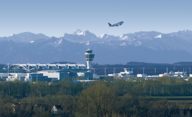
[137,74,147,78]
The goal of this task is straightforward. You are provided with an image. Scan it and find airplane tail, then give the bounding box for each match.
[108,23,112,26]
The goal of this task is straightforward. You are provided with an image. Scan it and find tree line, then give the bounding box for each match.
[1,77,192,117]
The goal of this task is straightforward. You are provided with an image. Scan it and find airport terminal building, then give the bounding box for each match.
[1,49,95,82]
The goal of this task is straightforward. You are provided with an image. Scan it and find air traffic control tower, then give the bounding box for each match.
[85,49,95,70]
[84,49,95,80]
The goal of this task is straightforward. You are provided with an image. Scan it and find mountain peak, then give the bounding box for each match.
[74,29,85,36]
[8,32,50,43]
[12,32,49,39]
[73,30,93,36]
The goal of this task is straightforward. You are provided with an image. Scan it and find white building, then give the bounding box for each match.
[6,73,30,81]
[137,74,147,78]
[37,70,60,80]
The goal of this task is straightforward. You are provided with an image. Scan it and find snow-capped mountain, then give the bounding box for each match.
[5,32,50,43]
[63,30,98,44]
[0,30,192,64]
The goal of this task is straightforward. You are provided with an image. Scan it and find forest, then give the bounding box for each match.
[1,77,192,117]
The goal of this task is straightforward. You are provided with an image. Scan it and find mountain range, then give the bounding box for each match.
[0,30,192,64]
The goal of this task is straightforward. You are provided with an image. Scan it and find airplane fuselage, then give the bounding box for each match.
[108,21,124,27]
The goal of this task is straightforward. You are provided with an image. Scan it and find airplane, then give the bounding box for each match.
[108,21,124,27]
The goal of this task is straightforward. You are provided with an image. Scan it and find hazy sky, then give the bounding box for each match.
[0,0,192,37]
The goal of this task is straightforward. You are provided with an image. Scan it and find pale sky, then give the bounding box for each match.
[0,0,192,37]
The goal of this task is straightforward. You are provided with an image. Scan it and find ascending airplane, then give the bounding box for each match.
[108,21,124,27]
